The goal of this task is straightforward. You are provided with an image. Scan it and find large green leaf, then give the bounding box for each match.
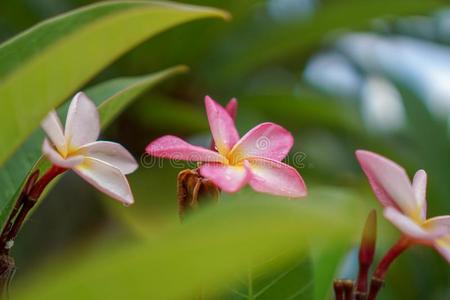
[14,191,368,300]
[0,0,228,164]
[0,65,188,227]
[217,255,313,300]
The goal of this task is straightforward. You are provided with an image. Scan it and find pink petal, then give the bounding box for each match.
[74,157,134,205]
[146,135,226,163]
[205,96,240,155]
[230,123,294,162]
[41,110,66,154]
[79,141,138,175]
[434,238,450,264]
[200,163,250,193]
[42,139,83,168]
[246,157,307,198]
[225,98,238,120]
[355,150,420,218]
[412,170,427,220]
[383,207,434,241]
[423,216,450,238]
[210,98,238,151]
[65,92,100,149]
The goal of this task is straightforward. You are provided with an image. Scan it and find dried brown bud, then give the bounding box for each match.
[177,169,220,220]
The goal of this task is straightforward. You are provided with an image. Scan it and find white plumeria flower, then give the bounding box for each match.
[356,150,450,263]
[41,92,138,205]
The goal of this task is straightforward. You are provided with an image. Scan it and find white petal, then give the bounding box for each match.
[384,207,434,241]
[65,92,100,148]
[412,170,427,220]
[434,238,450,263]
[42,139,83,168]
[74,157,134,205]
[356,150,419,218]
[41,110,66,154]
[79,141,138,175]
[423,216,450,238]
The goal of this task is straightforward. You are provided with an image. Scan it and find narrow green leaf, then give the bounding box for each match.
[0,65,188,227]
[0,1,228,164]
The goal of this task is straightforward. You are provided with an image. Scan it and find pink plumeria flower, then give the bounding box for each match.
[41,92,138,205]
[146,96,307,198]
[356,150,450,263]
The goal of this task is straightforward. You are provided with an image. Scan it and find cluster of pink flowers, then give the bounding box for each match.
[40,93,449,265]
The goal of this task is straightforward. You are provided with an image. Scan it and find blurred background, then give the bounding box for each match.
[1,0,450,299]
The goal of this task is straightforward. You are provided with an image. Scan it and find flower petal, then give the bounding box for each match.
[65,92,100,149]
[434,238,450,263]
[41,110,66,154]
[200,163,250,193]
[74,157,134,205]
[384,207,434,241]
[205,96,240,155]
[246,157,307,198]
[225,98,238,120]
[42,139,83,168]
[146,135,226,163]
[356,150,419,218]
[230,123,294,162]
[79,141,138,175]
[423,216,450,238]
[412,170,427,220]
[210,98,238,151]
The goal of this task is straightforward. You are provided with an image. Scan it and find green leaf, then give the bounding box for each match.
[312,242,348,300]
[217,255,313,300]
[0,65,188,227]
[13,191,367,300]
[0,0,228,164]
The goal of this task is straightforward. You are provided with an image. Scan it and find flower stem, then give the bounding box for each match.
[367,237,411,300]
[333,280,344,300]
[0,165,66,252]
[342,280,353,300]
[0,165,65,298]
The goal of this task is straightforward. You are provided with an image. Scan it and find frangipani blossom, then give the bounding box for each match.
[41,92,138,205]
[356,150,450,263]
[146,96,307,198]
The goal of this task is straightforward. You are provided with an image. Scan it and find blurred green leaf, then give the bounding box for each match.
[0,0,228,164]
[217,255,313,300]
[0,65,188,228]
[14,190,368,300]
[131,94,207,134]
[207,0,444,85]
[239,93,362,135]
[312,242,348,300]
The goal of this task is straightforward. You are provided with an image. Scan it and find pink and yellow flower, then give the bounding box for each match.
[41,92,138,205]
[356,150,450,263]
[146,96,307,198]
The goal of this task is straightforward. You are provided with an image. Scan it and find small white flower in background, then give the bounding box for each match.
[41,92,138,205]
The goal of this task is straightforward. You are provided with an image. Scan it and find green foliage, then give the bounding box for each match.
[1,0,449,299]
[0,0,228,164]
[14,190,368,300]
